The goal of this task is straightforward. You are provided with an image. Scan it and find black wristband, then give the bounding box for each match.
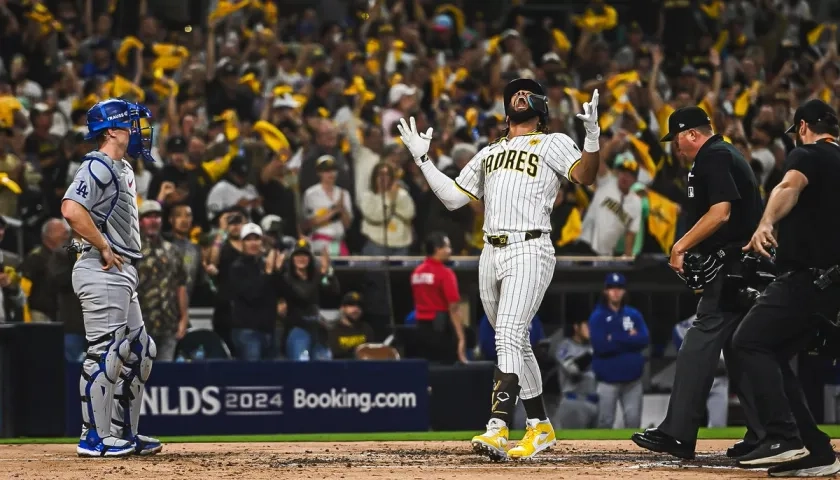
[418,154,430,163]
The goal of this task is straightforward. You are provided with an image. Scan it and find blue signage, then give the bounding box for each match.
[65,360,429,436]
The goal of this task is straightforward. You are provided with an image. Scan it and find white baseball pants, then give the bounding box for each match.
[479,234,555,399]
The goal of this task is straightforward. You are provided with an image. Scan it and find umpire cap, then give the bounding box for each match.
[785,99,839,134]
[659,106,711,142]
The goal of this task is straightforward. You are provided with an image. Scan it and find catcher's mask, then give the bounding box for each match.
[504,78,548,125]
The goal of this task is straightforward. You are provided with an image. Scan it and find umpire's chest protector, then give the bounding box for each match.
[85,151,142,257]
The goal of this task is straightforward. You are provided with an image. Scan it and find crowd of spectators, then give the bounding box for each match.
[0,0,837,362]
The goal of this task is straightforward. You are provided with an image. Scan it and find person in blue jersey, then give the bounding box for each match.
[588,272,649,429]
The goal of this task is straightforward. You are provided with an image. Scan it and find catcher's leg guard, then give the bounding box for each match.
[112,326,161,455]
[77,326,134,457]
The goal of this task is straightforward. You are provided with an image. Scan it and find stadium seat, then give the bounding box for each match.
[174,329,233,360]
[355,343,400,360]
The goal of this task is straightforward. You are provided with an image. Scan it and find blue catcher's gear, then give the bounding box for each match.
[126,102,155,166]
[84,99,134,140]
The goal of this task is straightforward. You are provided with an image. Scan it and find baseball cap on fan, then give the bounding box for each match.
[388,83,416,106]
[659,106,711,142]
[605,272,626,288]
[785,99,839,134]
[240,223,263,239]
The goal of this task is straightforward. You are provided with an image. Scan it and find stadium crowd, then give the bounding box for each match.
[0,0,836,366]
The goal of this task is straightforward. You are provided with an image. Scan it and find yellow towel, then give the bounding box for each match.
[253,120,290,153]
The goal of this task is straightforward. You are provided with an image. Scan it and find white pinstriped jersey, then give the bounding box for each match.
[454,132,582,234]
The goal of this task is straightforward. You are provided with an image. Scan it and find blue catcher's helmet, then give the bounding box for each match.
[84,98,134,140]
[125,102,155,166]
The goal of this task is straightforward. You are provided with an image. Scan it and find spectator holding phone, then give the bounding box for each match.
[302,155,352,255]
[229,223,285,360]
[281,239,340,361]
[207,208,248,354]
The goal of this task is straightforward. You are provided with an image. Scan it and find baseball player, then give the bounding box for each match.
[62,99,162,457]
[398,79,601,460]
[554,318,598,429]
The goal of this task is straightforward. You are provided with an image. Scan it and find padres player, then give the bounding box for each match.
[398,79,601,460]
[62,99,162,457]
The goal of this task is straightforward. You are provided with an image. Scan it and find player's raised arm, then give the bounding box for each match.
[568,90,602,186]
[397,117,479,211]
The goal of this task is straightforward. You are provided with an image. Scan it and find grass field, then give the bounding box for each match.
[3,425,839,444]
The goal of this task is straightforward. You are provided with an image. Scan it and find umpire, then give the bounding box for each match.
[732,99,840,476]
[632,106,764,459]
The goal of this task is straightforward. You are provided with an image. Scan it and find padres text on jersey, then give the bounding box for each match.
[455,132,582,233]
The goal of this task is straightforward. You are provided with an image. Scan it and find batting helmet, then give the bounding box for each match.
[503,78,549,122]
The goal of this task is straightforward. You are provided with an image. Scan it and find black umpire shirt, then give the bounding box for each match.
[774,138,840,272]
[686,134,762,254]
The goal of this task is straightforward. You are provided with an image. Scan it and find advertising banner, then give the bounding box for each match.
[65,360,429,436]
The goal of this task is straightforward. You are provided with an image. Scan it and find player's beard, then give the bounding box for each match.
[507,108,540,125]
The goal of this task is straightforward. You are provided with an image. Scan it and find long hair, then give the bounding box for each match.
[369,161,396,194]
[500,116,550,138]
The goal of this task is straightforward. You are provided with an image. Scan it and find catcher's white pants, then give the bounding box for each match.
[479,234,554,399]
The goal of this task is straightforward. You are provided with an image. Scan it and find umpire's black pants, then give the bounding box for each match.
[659,272,764,448]
[731,271,835,458]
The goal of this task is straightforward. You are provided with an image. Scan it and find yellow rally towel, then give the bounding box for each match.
[392,40,406,64]
[72,93,100,112]
[700,0,724,19]
[564,87,591,105]
[646,189,680,253]
[152,69,179,99]
[273,85,293,97]
[807,24,837,46]
[573,4,618,33]
[213,109,240,142]
[151,43,190,71]
[624,101,648,131]
[239,73,262,95]
[20,275,31,323]
[117,36,145,66]
[26,3,63,36]
[0,96,23,127]
[434,4,465,34]
[253,120,290,153]
[0,173,23,195]
[734,81,762,117]
[555,207,582,248]
[102,75,145,102]
[486,36,501,55]
[628,136,657,176]
[552,29,571,52]
[202,143,240,183]
[208,0,251,23]
[656,104,676,140]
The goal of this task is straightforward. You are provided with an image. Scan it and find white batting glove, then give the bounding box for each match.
[397,117,433,164]
[575,89,600,153]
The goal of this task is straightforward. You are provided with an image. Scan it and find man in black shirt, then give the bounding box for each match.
[734,100,840,476]
[632,107,764,459]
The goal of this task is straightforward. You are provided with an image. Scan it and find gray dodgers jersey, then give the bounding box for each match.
[63,150,142,259]
[555,338,597,396]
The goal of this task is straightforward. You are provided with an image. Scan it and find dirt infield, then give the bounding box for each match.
[2,440,838,480]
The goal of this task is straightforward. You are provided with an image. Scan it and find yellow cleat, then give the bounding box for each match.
[471,419,510,461]
[508,419,556,460]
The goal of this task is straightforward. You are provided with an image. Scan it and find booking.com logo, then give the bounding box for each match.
[293,388,417,413]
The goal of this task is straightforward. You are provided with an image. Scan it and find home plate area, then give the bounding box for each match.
[0,440,811,480]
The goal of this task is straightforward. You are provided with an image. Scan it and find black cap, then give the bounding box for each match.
[229,155,250,176]
[659,106,712,142]
[785,99,839,134]
[311,72,333,90]
[166,135,187,153]
[341,291,363,307]
[292,237,312,255]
